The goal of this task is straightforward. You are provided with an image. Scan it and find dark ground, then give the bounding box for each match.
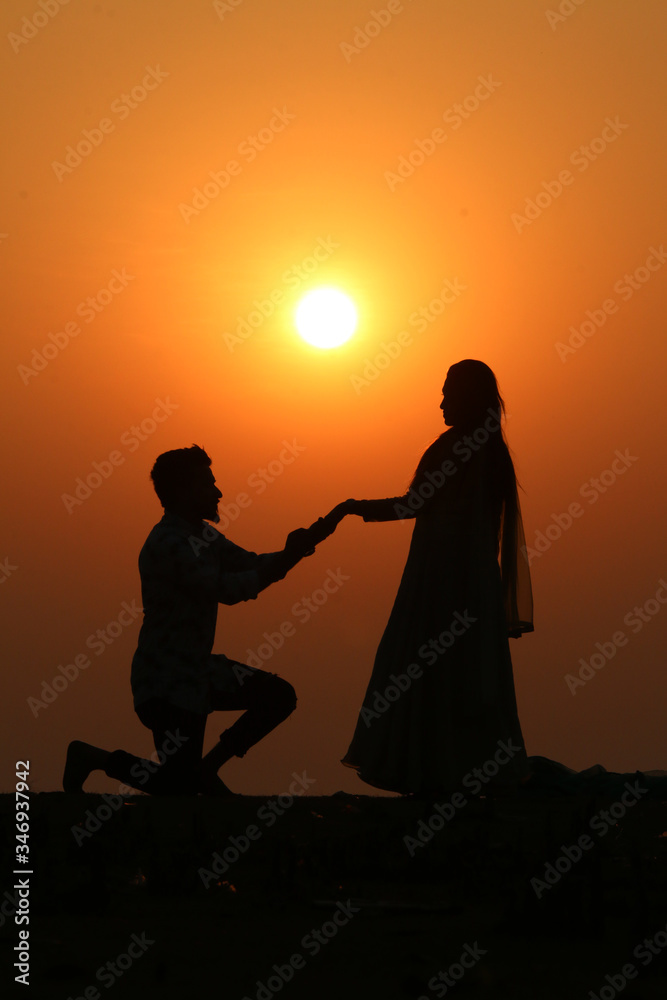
[3,784,667,999]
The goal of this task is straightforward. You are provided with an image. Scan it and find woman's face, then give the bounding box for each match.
[440,373,462,426]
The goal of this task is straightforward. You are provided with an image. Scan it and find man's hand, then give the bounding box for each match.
[284,527,318,562]
[304,499,360,547]
[282,500,360,567]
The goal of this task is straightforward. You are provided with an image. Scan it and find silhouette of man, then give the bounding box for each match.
[63,444,327,796]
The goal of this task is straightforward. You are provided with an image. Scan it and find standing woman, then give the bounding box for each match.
[330,360,533,795]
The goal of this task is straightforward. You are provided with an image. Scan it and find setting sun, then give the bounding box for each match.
[295,288,358,349]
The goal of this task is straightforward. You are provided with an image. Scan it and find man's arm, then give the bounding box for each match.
[215,526,320,604]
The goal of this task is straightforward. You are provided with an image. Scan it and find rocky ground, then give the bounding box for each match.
[3,787,667,998]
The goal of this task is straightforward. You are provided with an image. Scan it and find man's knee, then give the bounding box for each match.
[272,675,297,716]
[254,672,297,717]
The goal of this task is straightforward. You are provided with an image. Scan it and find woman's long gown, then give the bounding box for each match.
[342,428,534,794]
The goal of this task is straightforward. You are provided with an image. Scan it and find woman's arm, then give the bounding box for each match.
[326,496,417,523]
[354,497,417,521]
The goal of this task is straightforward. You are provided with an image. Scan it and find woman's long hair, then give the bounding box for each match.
[409,359,510,493]
[409,360,533,636]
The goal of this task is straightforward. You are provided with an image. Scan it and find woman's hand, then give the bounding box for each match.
[283,500,361,565]
[304,503,355,546]
[325,498,360,522]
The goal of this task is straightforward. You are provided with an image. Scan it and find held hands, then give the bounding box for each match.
[284,499,360,562]
[311,498,362,543]
[325,498,360,524]
[284,527,319,562]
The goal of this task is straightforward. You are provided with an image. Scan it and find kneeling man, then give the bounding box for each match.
[64,444,329,796]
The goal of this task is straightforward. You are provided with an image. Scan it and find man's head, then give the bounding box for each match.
[150,445,222,523]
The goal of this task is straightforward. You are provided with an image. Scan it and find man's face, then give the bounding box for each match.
[184,465,223,522]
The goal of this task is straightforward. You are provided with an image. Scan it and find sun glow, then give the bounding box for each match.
[295,288,358,349]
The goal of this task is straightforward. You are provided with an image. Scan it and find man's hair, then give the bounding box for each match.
[150,445,212,507]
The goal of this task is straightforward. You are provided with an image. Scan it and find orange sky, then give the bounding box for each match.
[2,0,666,794]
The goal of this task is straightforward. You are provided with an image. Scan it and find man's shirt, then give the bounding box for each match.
[131,512,285,714]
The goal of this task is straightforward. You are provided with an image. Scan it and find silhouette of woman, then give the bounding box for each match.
[325,360,534,795]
